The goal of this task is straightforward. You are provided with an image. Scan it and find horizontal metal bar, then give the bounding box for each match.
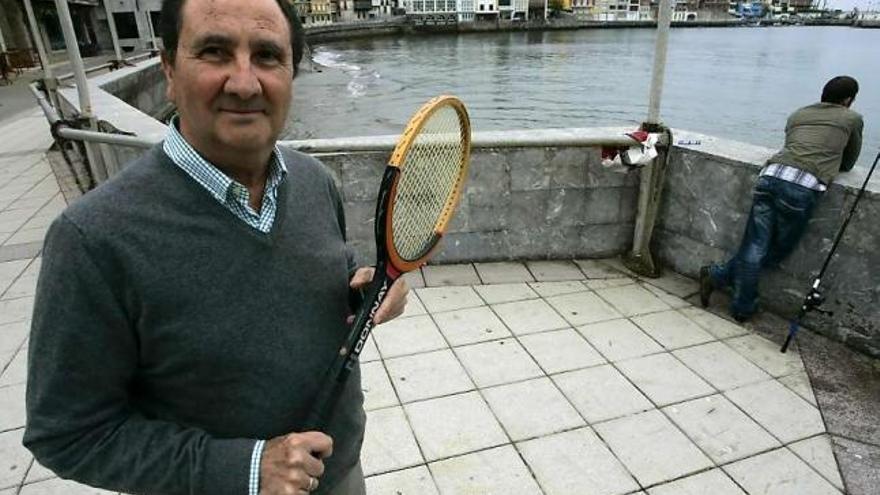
[38,125,640,152]
[57,52,157,81]
[55,127,156,148]
[284,129,637,153]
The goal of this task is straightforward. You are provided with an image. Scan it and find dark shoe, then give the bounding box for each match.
[732,312,751,324]
[699,266,713,308]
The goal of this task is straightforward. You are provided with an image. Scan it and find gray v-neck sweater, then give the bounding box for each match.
[24,146,363,495]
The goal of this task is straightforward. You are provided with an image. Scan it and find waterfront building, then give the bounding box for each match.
[307,0,338,24]
[103,0,161,52]
[575,0,652,21]
[728,0,765,18]
[404,0,477,23]
[0,0,159,64]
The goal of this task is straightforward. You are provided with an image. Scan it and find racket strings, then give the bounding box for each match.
[392,106,466,261]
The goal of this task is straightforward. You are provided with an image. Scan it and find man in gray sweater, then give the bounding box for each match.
[23,0,408,494]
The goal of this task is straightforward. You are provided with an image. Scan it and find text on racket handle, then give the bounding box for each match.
[341,277,390,370]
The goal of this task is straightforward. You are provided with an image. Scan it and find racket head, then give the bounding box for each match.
[384,95,472,273]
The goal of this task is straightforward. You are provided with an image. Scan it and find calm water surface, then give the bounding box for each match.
[287,27,879,170]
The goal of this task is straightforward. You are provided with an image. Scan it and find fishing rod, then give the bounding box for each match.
[781,150,879,353]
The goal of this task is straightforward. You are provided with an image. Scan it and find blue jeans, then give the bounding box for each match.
[709,176,820,318]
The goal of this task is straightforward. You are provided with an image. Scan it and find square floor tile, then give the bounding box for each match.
[0,346,27,387]
[473,283,538,305]
[416,286,484,313]
[546,291,622,326]
[673,341,771,391]
[595,409,712,487]
[519,328,605,374]
[789,435,844,490]
[585,278,635,290]
[577,318,664,362]
[422,264,481,287]
[617,353,714,406]
[526,261,585,281]
[403,269,425,289]
[574,259,626,279]
[0,383,25,431]
[518,427,639,495]
[0,297,33,326]
[455,339,543,388]
[405,392,507,461]
[528,281,588,298]
[483,377,585,441]
[597,258,641,278]
[372,315,447,358]
[365,465,439,495]
[359,335,380,363]
[400,294,427,319]
[595,284,670,317]
[647,469,745,495]
[725,380,825,444]
[492,298,569,335]
[474,262,534,284]
[640,283,691,309]
[18,476,116,494]
[678,307,748,340]
[430,445,542,495]
[433,306,511,346]
[385,349,474,403]
[0,428,29,490]
[663,394,780,464]
[24,458,55,485]
[360,361,399,411]
[0,320,29,354]
[553,364,652,423]
[724,447,840,495]
[778,371,818,407]
[361,406,424,476]
[641,271,699,299]
[631,310,715,350]
[725,334,805,378]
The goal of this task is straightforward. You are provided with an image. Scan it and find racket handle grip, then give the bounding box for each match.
[303,374,348,432]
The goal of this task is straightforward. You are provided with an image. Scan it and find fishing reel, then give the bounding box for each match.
[803,287,833,316]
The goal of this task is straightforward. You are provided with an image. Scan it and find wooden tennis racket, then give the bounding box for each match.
[304,95,472,430]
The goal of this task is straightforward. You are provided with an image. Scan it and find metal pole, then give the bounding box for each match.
[102,0,124,61]
[144,7,157,50]
[54,0,92,117]
[0,19,7,53]
[646,0,673,124]
[53,0,108,183]
[23,0,52,77]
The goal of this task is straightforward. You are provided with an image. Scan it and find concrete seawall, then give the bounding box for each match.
[304,16,861,43]
[51,55,880,358]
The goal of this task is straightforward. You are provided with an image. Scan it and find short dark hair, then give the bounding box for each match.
[159,0,305,77]
[821,76,858,104]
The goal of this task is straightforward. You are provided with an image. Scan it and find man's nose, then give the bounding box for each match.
[224,54,261,100]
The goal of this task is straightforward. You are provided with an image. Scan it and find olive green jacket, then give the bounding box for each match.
[768,102,863,185]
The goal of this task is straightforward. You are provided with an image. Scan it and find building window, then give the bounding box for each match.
[113,13,139,39]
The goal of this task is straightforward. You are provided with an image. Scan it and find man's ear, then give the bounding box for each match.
[160,51,176,103]
[843,96,854,108]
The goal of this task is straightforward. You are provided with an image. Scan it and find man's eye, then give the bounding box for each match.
[256,50,281,64]
[199,47,226,59]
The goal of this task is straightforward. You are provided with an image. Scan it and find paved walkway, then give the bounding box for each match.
[0,81,873,495]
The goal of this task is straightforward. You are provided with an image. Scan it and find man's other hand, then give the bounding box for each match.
[349,267,409,324]
[260,431,332,494]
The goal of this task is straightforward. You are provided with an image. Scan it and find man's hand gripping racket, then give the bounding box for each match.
[304,95,472,430]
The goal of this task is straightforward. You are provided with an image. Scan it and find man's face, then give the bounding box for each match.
[162,0,293,158]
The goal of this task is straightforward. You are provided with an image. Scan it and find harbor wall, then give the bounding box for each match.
[51,50,880,358]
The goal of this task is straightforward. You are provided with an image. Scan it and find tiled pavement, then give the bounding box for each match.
[0,111,852,494]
